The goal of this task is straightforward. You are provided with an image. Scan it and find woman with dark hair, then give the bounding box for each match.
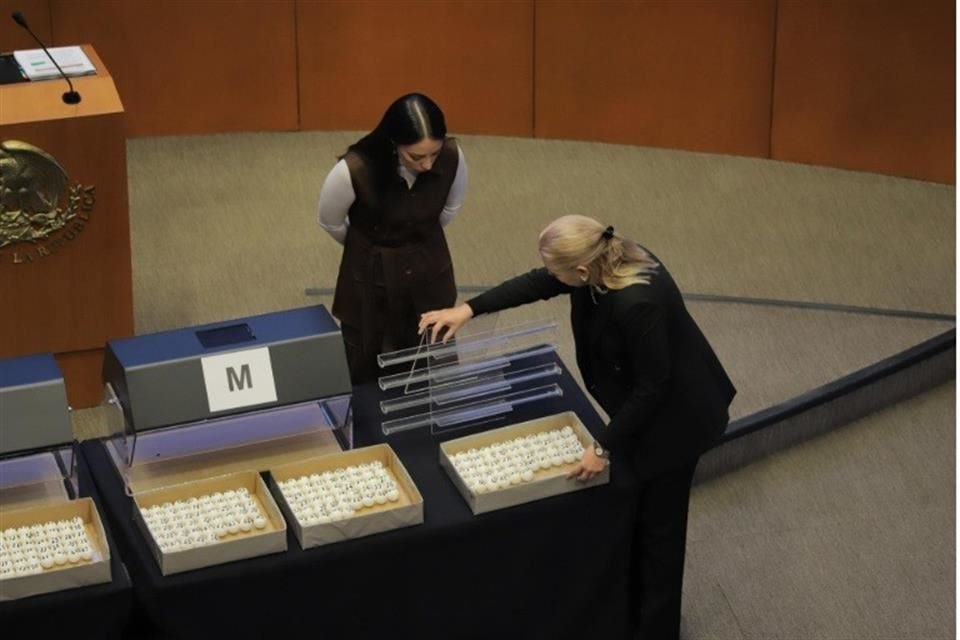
[318,93,468,383]
[420,214,736,640]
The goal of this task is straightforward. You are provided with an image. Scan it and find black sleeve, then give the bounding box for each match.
[594,300,671,452]
[467,268,571,316]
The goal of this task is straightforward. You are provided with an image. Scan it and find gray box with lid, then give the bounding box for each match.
[0,353,72,455]
[102,305,352,433]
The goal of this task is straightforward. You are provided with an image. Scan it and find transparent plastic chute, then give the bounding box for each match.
[377,317,564,436]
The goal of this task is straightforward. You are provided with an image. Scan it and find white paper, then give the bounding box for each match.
[200,347,279,413]
[13,46,96,80]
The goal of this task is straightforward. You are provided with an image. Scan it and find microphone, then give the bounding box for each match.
[10,10,81,104]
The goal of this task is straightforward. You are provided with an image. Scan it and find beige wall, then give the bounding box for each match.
[2,0,952,182]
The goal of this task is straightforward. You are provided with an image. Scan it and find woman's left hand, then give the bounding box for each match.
[568,447,608,482]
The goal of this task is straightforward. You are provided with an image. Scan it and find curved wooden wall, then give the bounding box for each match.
[534,1,777,157]
[3,0,953,178]
[0,0,52,49]
[297,0,534,137]
[771,0,954,184]
[50,0,300,136]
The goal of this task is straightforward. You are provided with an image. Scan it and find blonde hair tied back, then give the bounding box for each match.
[538,215,658,289]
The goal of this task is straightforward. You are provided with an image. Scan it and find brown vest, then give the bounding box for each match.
[332,138,459,335]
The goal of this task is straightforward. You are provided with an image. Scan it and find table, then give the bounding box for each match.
[82,359,638,640]
[0,451,134,639]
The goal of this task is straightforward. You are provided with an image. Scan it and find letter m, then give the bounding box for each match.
[226,364,252,392]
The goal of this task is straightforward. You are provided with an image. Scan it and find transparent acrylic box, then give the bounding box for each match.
[0,432,111,599]
[0,447,77,510]
[376,317,565,436]
[101,384,352,573]
[102,383,353,496]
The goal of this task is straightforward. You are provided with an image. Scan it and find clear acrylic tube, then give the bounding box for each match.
[377,320,559,368]
[378,344,557,391]
[379,362,562,414]
[380,383,563,435]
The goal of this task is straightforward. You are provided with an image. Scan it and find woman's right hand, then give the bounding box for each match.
[419,304,474,344]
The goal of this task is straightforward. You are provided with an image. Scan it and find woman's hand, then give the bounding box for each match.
[418,304,474,344]
[568,447,608,482]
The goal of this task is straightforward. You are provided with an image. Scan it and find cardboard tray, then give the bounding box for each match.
[439,411,609,515]
[132,471,286,575]
[269,444,423,549]
[0,497,111,601]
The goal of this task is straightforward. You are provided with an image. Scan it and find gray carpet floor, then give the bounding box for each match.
[685,382,954,640]
[69,131,954,639]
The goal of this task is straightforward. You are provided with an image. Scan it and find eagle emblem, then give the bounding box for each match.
[0,140,83,249]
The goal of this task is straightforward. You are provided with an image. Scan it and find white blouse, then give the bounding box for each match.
[317,146,468,245]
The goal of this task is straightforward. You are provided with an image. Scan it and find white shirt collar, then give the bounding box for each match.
[397,162,417,189]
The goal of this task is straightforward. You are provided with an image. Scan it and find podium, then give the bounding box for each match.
[0,45,133,408]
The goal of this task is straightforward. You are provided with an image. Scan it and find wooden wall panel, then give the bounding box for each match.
[1,106,132,407]
[771,1,954,184]
[56,348,106,408]
[0,113,132,354]
[1,0,52,50]
[49,0,299,137]
[535,0,777,156]
[297,0,534,136]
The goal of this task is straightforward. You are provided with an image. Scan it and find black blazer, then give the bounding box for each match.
[468,256,736,478]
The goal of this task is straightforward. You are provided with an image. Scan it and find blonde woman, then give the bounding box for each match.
[419,214,735,640]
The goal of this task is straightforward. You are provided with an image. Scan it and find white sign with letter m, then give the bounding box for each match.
[200,347,278,412]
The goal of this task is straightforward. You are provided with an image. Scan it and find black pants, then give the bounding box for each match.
[631,459,699,640]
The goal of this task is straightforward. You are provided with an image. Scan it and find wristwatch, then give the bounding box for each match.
[592,441,610,460]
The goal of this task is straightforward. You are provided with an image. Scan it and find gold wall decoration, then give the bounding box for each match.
[0,140,96,264]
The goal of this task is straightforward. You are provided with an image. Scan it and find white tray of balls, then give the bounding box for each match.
[276,461,401,525]
[140,487,269,553]
[0,517,97,579]
[448,425,586,494]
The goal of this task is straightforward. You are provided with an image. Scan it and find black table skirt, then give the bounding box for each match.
[82,359,639,640]
[0,449,134,639]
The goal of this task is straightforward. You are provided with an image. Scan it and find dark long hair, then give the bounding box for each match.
[345,93,447,190]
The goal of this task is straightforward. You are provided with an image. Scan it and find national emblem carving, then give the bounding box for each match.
[0,140,95,263]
